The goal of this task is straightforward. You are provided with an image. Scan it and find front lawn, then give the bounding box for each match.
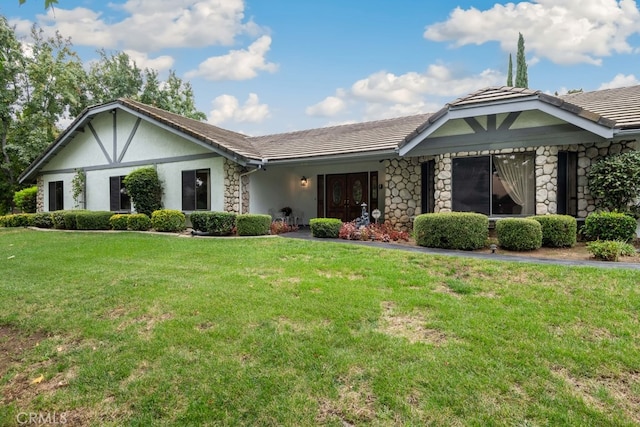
[1,229,639,426]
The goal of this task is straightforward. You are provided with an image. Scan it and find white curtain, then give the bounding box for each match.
[493,154,534,214]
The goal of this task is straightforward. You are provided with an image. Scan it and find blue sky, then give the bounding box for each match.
[2,0,639,136]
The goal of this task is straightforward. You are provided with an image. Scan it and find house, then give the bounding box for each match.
[19,85,640,230]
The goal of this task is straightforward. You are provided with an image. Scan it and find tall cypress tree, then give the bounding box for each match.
[515,33,528,88]
[507,53,513,86]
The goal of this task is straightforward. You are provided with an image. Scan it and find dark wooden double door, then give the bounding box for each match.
[325,173,369,222]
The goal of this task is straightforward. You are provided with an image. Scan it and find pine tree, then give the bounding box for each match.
[507,53,513,86]
[515,33,528,88]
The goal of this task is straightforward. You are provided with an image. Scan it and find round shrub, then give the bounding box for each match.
[109,214,130,230]
[123,167,163,217]
[582,211,637,242]
[189,211,236,235]
[413,212,488,250]
[13,186,38,213]
[236,214,271,236]
[76,211,113,230]
[0,215,6,227]
[496,218,542,251]
[528,214,577,247]
[309,218,342,238]
[151,209,186,232]
[32,213,53,229]
[128,214,151,231]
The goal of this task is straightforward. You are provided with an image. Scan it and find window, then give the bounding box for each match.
[182,169,210,211]
[452,154,535,216]
[110,176,131,212]
[421,160,435,214]
[48,181,64,211]
[557,151,577,216]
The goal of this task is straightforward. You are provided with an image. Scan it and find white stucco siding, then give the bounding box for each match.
[249,160,385,223]
[41,130,111,172]
[120,119,213,163]
[42,173,74,212]
[158,157,225,212]
[85,166,140,211]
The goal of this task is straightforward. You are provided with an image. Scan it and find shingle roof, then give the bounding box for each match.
[249,114,432,161]
[119,99,261,159]
[559,86,640,129]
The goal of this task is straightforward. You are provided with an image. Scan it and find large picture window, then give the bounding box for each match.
[182,169,210,211]
[110,176,131,212]
[452,154,535,216]
[48,181,64,211]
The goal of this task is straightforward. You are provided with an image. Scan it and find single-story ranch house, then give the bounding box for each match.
[19,85,640,230]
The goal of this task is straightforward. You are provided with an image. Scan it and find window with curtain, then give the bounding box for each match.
[452,154,535,216]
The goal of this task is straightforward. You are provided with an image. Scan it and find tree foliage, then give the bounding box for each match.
[0,20,205,213]
[507,53,513,87]
[0,18,85,213]
[587,151,640,214]
[515,33,528,88]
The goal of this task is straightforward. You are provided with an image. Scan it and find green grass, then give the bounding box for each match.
[1,228,639,426]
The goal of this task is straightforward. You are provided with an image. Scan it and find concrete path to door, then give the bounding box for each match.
[283,229,640,271]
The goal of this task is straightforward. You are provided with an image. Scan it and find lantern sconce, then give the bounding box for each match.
[300,176,308,187]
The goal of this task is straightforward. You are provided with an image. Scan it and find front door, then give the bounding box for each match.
[325,173,369,222]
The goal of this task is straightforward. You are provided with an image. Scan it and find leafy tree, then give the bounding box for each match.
[507,53,513,86]
[0,18,86,213]
[19,0,58,9]
[515,33,528,88]
[587,151,640,215]
[86,50,206,120]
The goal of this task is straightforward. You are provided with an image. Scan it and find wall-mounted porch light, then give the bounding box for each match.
[300,176,308,187]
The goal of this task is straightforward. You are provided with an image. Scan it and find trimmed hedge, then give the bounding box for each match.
[190,211,236,235]
[0,213,34,227]
[32,213,53,229]
[76,211,113,230]
[109,214,130,230]
[51,211,68,229]
[63,210,83,230]
[528,214,577,247]
[414,212,488,250]
[128,214,151,231]
[496,218,542,251]
[236,214,271,236]
[309,218,342,238]
[123,167,163,216]
[582,211,637,242]
[152,209,186,232]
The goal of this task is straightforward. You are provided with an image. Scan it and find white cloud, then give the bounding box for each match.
[305,96,347,117]
[185,36,278,81]
[307,64,504,120]
[208,93,269,125]
[12,0,263,52]
[424,0,640,65]
[124,50,174,72]
[598,73,640,89]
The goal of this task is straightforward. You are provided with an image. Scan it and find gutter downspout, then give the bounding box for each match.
[238,163,266,214]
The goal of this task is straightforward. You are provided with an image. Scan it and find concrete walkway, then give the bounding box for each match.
[283,230,640,270]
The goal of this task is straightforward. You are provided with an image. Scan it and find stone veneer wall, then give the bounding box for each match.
[383,158,425,231]
[223,159,241,213]
[383,139,638,230]
[36,175,44,213]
